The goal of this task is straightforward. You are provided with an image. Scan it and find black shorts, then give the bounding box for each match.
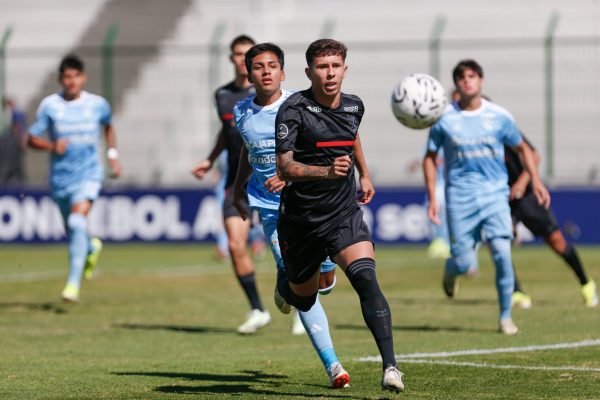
[223,187,250,219]
[510,192,559,238]
[278,208,371,284]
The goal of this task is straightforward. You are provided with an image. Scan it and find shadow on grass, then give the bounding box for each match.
[114,370,371,398]
[0,302,67,314]
[336,323,497,333]
[112,323,237,334]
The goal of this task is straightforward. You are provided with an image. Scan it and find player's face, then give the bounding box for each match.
[305,54,347,99]
[230,42,254,77]
[60,68,86,98]
[455,68,482,99]
[249,51,285,94]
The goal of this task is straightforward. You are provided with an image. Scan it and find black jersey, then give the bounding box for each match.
[275,89,364,225]
[504,134,534,193]
[214,81,254,188]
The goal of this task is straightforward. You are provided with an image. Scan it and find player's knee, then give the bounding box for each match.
[227,238,247,256]
[489,238,511,257]
[67,213,86,232]
[447,251,476,275]
[292,291,318,312]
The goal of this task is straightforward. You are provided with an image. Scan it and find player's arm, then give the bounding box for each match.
[232,146,252,220]
[276,151,351,182]
[514,141,550,208]
[510,141,540,200]
[191,128,226,180]
[353,133,375,205]
[28,134,68,154]
[104,123,121,178]
[423,150,441,224]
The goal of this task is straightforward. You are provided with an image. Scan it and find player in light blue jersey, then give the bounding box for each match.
[28,54,121,302]
[423,59,550,335]
[231,43,349,389]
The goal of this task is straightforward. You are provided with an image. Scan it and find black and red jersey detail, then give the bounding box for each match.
[275,89,364,226]
[214,81,254,188]
[504,134,534,194]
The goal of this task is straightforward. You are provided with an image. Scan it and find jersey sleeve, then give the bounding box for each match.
[275,98,301,154]
[28,99,51,137]
[427,121,444,153]
[232,101,246,144]
[99,97,112,125]
[500,113,522,147]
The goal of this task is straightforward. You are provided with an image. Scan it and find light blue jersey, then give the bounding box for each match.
[428,99,522,216]
[29,91,111,195]
[234,90,294,210]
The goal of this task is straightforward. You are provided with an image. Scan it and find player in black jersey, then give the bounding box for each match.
[506,137,598,308]
[273,39,404,393]
[191,35,272,334]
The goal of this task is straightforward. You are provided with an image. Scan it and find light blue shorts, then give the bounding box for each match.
[52,180,102,221]
[447,204,513,257]
[255,207,336,273]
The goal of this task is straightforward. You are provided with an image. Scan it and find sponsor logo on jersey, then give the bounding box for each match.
[277,124,289,139]
[306,106,322,113]
[344,105,359,112]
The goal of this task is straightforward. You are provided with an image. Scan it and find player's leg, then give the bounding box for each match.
[443,208,479,297]
[319,258,336,295]
[225,214,268,333]
[58,181,101,302]
[330,211,403,392]
[483,210,517,335]
[509,211,532,309]
[544,229,598,307]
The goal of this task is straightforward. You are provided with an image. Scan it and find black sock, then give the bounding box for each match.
[561,245,589,285]
[237,272,263,311]
[345,258,396,369]
[513,265,525,293]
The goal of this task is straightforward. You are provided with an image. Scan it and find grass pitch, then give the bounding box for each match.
[1,243,599,399]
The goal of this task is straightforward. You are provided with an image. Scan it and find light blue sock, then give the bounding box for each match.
[490,238,514,321]
[66,213,89,289]
[299,295,339,372]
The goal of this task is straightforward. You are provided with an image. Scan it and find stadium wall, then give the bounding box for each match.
[1,188,598,244]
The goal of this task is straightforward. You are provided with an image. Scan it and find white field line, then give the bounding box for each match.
[396,359,600,372]
[359,339,600,364]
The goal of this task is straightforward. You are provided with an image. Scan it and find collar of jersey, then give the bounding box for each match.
[453,98,488,116]
[59,90,88,104]
[250,89,289,111]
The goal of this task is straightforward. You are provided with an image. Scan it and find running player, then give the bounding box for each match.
[506,137,598,308]
[273,39,404,393]
[27,54,121,302]
[231,42,350,389]
[423,59,550,335]
[191,35,273,334]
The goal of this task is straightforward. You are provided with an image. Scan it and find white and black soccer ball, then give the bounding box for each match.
[391,73,448,129]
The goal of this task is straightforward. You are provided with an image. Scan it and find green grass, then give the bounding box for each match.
[1,243,599,399]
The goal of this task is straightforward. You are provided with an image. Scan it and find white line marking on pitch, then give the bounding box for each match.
[395,359,600,372]
[359,339,600,363]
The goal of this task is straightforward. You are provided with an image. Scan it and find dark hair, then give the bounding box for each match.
[59,54,84,75]
[452,59,484,85]
[230,34,255,52]
[244,43,285,74]
[305,39,347,66]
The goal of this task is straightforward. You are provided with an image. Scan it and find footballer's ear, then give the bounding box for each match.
[281,69,286,82]
[304,67,310,80]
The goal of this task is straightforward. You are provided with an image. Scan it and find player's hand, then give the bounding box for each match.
[531,179,551,209]
[191,160,212,180]
[52,139,68,155]
[232,186,249,221]
[327,155,352,179]
[358,175,375,205]
[108,158,122,178]
[428,198,442,225]
[264,175,286,193]
[509,181,527,200]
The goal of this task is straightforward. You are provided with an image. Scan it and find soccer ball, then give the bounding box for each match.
[391,73,448,129]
